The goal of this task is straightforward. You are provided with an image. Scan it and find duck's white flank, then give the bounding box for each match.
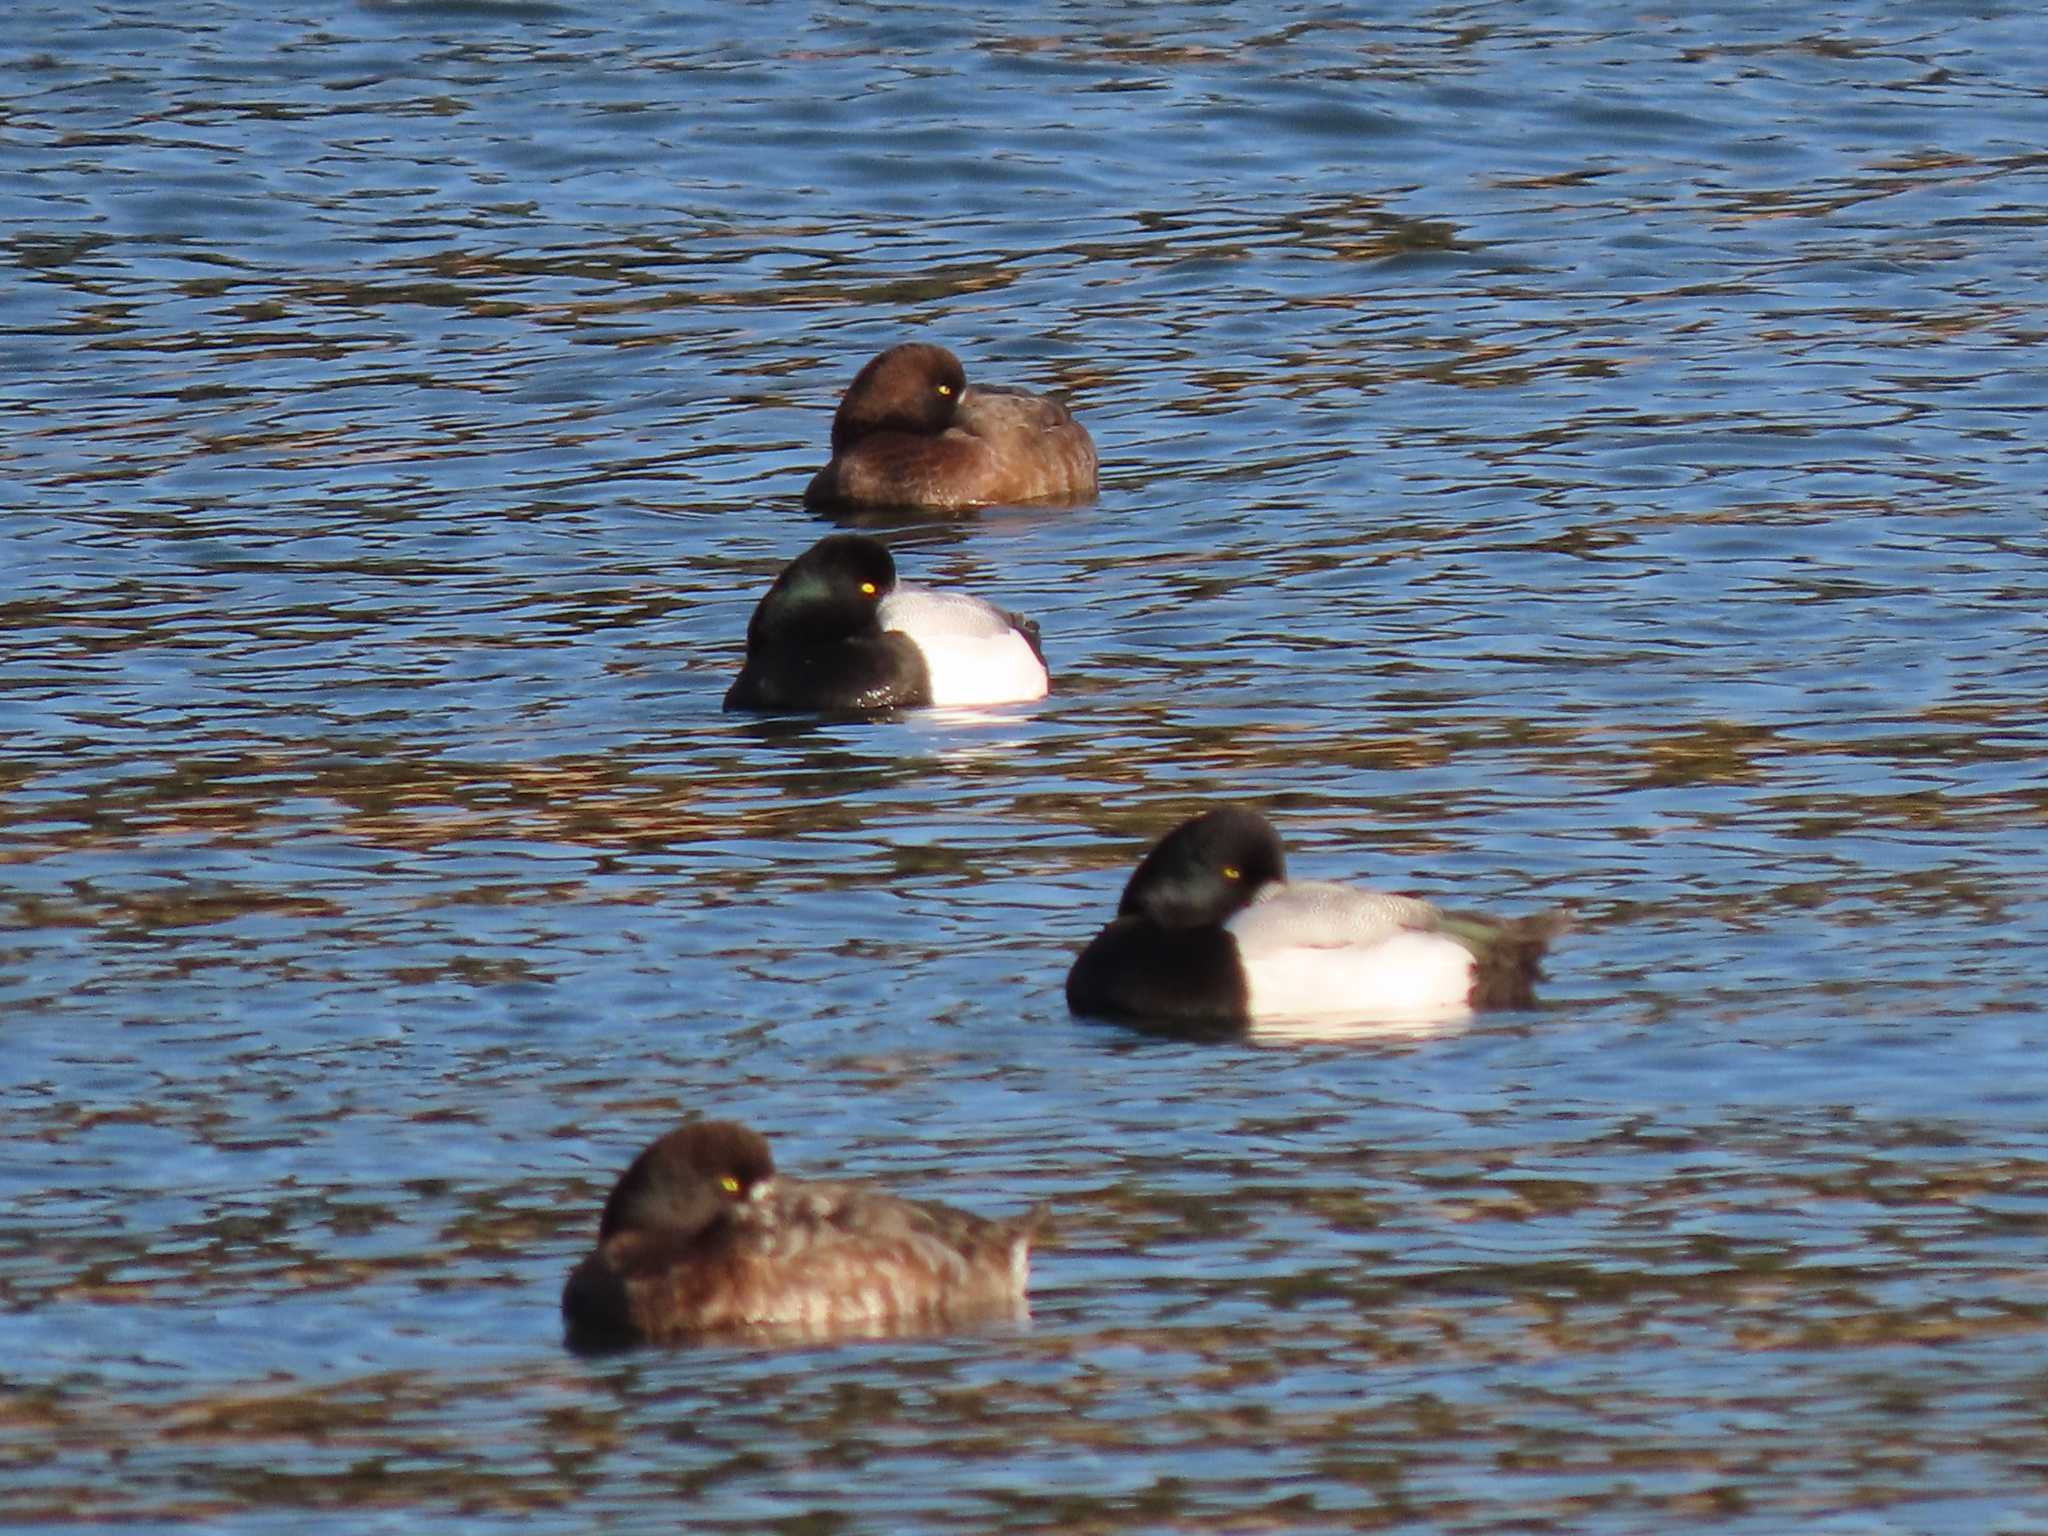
[1224,879,1477,1023]
[879,585,1047,707]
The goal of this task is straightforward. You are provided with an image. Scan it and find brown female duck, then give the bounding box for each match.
[562,1120,1045,1346]
[804,343,1097,513]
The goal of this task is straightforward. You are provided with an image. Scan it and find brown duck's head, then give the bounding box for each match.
[596,1119,777,1243]
[829,342,968,455]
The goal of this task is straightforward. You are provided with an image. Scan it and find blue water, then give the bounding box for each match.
[4,1,2048,1530]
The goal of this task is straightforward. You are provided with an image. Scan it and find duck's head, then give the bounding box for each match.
[597,1119,778,1242]
[829,342,968,454]
[746,533,898,646]
[1116,806,1287,929]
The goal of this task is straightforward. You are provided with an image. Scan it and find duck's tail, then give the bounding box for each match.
[1002,607,1046,664]
[1008,1202,1054,1293]
[1442,907,1572,1011]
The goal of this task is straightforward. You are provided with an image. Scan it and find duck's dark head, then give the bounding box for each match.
[1116,806,1287,928]
[597,1119,778,1243]
[829,343,968,455]
[745,533,897,647]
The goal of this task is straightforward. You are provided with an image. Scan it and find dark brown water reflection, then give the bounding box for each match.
[6,0,2048,1530]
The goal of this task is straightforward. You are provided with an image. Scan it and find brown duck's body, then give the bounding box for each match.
[804,344,1098,513]
[562,1121,1043,1347]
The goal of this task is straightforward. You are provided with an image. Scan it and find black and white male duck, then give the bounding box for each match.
[803,343,1097,513]
[562,1120,1045,1347]
[724,533,1048,713]
[1066,806,1567,1033]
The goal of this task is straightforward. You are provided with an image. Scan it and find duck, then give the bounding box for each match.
[803,343,1098,513]
[561,1119,1045,1347]
[723,532,1048,713]
[1065,806,1567,1032]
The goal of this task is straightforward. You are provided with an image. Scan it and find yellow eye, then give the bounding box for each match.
[719,1175,741,1195]
[935,383,954,397]
[1222,866,1242,881]
[859,581,878,596]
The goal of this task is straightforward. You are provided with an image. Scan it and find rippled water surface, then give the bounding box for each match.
[6,0,2048,1529]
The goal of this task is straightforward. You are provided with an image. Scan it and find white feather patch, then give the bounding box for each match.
[1226,881,1476,1025]
[879,585,1048,707]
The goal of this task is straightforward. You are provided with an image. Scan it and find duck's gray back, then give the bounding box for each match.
[1228,879,1440,950]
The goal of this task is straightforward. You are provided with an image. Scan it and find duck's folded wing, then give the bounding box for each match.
[956,383,1079,435]
[953,385,1097,503]
[1226,879,1440,951]
[880,585,1023,641]
[726,1181,1037,1327]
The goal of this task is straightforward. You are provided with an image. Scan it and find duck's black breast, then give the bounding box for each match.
[1064,916,1253,1030]
[723,630,933,713]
